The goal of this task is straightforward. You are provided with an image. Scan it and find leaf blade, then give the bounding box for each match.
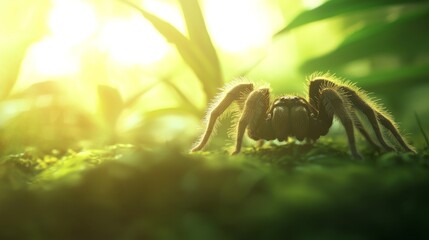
[300,7,429,72]
[120,0,221,101]
[275,0,428,35]
[178,0,223,89]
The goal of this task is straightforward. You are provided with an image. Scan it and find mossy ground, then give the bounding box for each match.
[1,141,429,240]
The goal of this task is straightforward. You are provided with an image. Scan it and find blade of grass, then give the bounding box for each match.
[178,0,223,88]
[415,112,429,148]
[123,80,164,109]
[120,0,221,101]
[162,78,201,116]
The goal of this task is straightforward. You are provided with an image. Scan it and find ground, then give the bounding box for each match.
[1,141,429,240]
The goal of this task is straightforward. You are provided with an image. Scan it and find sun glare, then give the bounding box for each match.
[99,17,170,66]
[204,0,278,53]
[48,0,98,45]
[29,39,80,77]
[27,0,280,81]
[141,0,186,34]
[302,0,325,9]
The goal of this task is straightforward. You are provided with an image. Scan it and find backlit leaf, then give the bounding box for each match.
[121,0,222,101]
[300,7,429,73]
[275,0,428,35]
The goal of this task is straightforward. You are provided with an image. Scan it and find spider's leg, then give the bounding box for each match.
[376,113,415,152]
[320,88,362,159]
[350,111,381,150]
[309,78,394,151]
[339,88,396,151]
[232,88,270,155]
[191,83,254,152]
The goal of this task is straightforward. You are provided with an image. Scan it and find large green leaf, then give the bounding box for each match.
[354,63,429,89]
[0,0,50,100]
[121,0,221,101]
[275,0,428,35]
[0,38,34,100]
[178,0,223,88]
[300,7,429,73]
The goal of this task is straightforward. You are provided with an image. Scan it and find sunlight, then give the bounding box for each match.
[204,0,277,53]
[141,0,186,34]
[302,0,325,9]
[27,38,80,77]
[98,17,170,66]
[48,0,98,45]
[24,0,96,79]
[95,0,183,66]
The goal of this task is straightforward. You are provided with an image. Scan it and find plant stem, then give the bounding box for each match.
[415,111,429,148]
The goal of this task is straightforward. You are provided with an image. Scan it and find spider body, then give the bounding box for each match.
[192,75,415,158]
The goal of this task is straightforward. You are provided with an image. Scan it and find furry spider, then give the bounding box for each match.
[191,74,415,158]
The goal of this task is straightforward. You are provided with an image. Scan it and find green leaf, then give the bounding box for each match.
[178,0,223,87]
[275,0,428,35]
[353,63,429,89]
[162,78,201,116]
[0,0,50,100]
[121,0,222,101]
[0,39,29,100]
[300,7,429,72]
[9,81,65,99]
[123,80,162,109]
[97,85,124,128]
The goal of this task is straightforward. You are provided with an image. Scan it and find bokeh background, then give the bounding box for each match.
[2,0,428,154]
[2,1,429,239]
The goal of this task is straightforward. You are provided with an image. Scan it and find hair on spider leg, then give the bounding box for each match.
[192,74,415,158]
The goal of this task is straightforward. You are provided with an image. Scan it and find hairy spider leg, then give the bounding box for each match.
[320,88,362,159]
[349,110,381,150]
[340,87,395,151]
[310,78,413,152]
[341,86,414,152]
[191,83,254,152]
[377,113,416,152]
[233,88,270,154]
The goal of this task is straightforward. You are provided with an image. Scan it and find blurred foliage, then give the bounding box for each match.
[0,0,429,238]
[274,0,429,148]
[0,0,50,100]
[121,0,223,102]
[1,143,429,239]
[277,0,429,90]
[1,0,428,152]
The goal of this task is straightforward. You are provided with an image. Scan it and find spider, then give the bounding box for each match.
[191,74,415,158]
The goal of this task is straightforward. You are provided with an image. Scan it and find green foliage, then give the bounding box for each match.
[0,0,50,100]
[1,2,428,238]
[301,5,429,77]
[1,143,429,239]
[275,0,427,34]
[277,0,429,89]
[121,0,223,101]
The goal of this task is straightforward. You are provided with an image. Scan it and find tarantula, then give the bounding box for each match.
[191,74,415,158]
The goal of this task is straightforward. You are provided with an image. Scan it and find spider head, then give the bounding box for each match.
[270,95,311,141]
[272,96,308,109]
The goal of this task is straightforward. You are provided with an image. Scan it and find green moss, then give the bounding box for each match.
[0,143,428,239]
